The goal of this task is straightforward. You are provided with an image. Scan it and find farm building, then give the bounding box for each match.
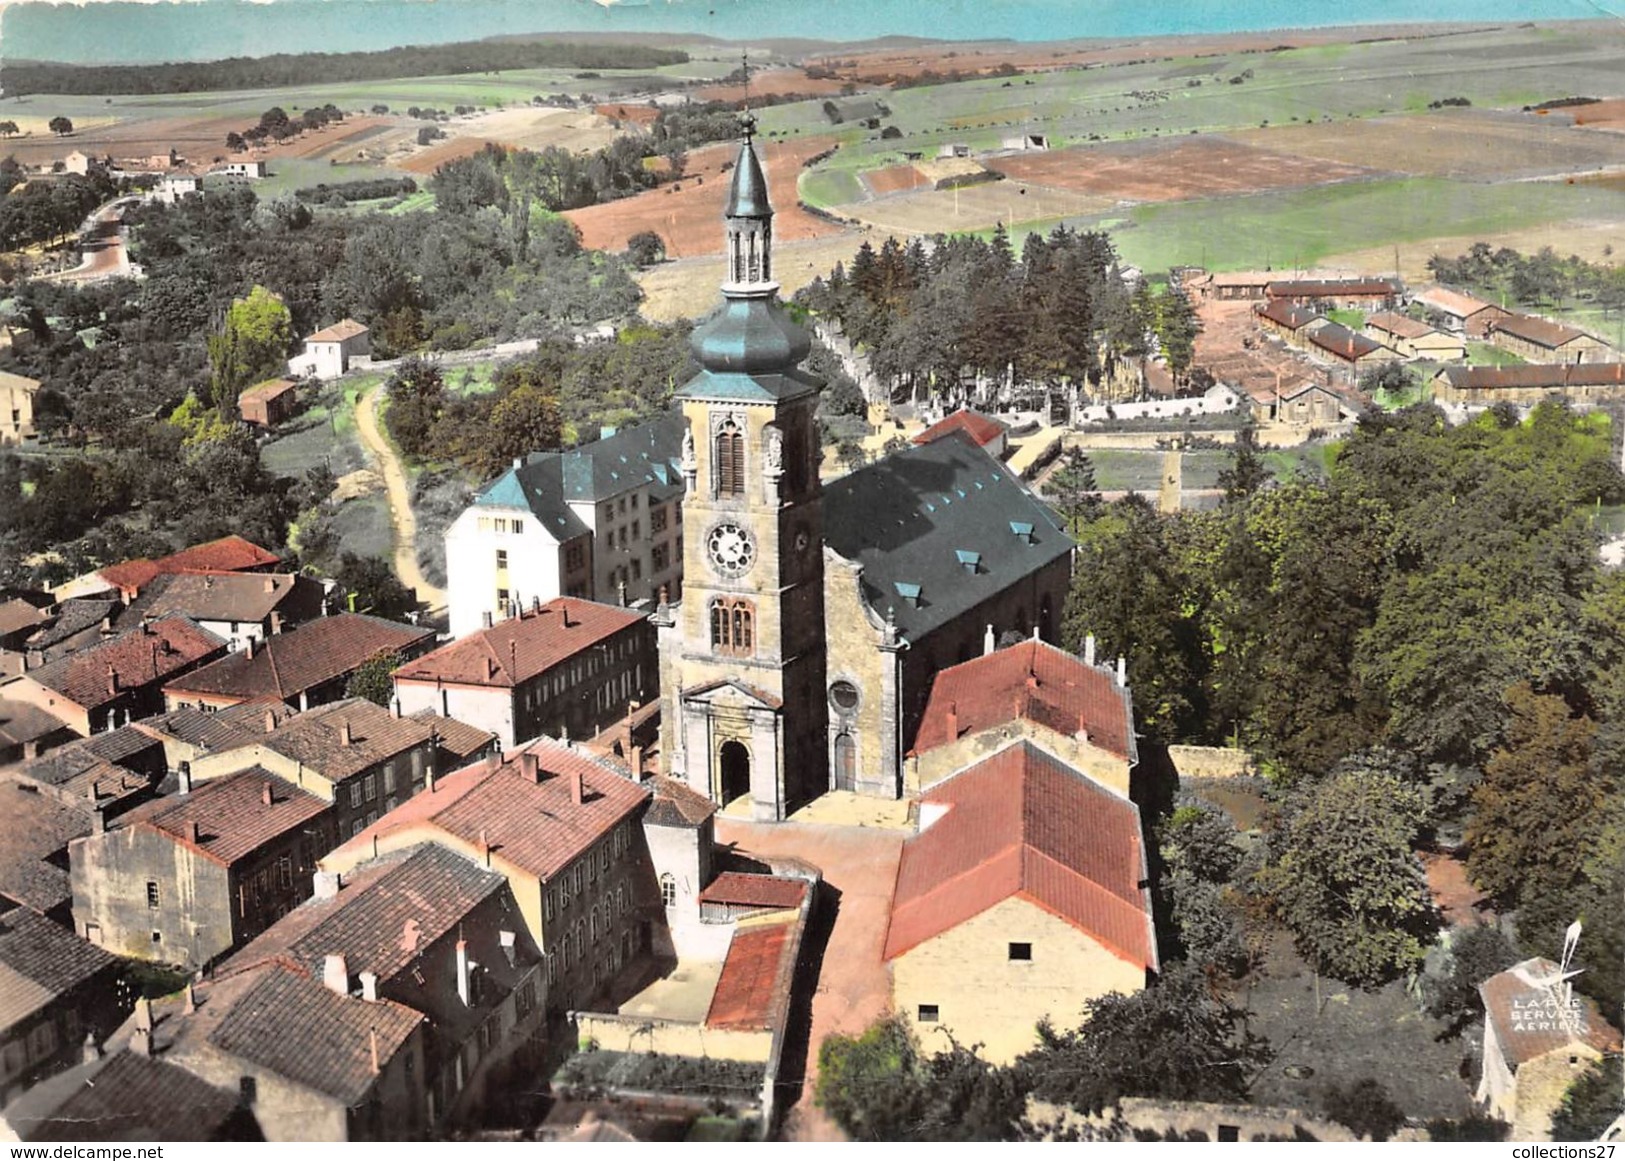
[1303,322,1399,372]
[1246,379,1358,427]
[0,370,40,444]
[1363,312,1467,362]
[1255,301,1324,344]
[1431,362,1625,406]
[61,152,97,176]
[287,319,370,381]
[237,378,298,428]
[1265,277,1401,311]
[1485,313,1614,364]
[1412,286,1511,337]
[1188,270,1275,301]
[937,143,972,159]
[211,161,267,179]
[999,133,1050,151]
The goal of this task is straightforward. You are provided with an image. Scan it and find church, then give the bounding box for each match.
[651,122,1073,821]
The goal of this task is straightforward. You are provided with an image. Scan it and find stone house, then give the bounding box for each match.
[1363,311,1467,362]
[1413,285,1512,337]
[0,370,40,445]
[236,378,299,428]
[163,613,434,713]
[443,415,685,636]
[393,597,656,750]
[884,740,1157,1065]
[1477,958,1622,1141]
[7,617,228,735]
[69,767,336,966]
[287,319,369,381]
[0,906,127,1106]
[128,571,326,654]
[321,739,656,1017]
[642,776,720,960]
[1486,313,1614,365]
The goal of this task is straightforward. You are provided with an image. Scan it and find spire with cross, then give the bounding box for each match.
[739,48,756,138]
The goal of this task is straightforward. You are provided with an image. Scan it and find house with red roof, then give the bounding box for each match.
[69,767,336,967]
[6,617,228,736]
[907,637,1138,799]
[392,597,656,749]
[884,740,1157,1064]
[912,407,1010,458]
[53,536,282,603]
[288,319,371,381]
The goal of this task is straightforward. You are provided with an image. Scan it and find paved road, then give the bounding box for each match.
[353,383,448,614]
[39,197,141,284]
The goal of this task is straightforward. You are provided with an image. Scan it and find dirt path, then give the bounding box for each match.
[353,384,447,614]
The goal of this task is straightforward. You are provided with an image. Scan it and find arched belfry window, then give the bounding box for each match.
[710,597,755,657]
[715,419,745,496]
[729,232,745,284]
[747,232,761,283]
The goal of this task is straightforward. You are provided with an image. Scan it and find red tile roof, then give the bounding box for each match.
[1307,322,1387,362]
[117,767,330,867]
[1415,286,1499,319]
[1364,311,1435,341]
[705,920,794,1032]
[305,319,368,344]
[698,872,807,911]
[327,738,646,882]
[1479,958,1622,1068]
[254,699,443,784]
[910,639,1135,761]
[912,408,1008,449]
[99,537,283,596]
[27,617,226,710]
[1257,300,1321,331]
[882,742,1155,969]
[645,776,719,829]
[164,614,433,705]
[393,599,645,688]
[1489,313,1591,350]
[238,378,297,404]
[1437,363,1625,391]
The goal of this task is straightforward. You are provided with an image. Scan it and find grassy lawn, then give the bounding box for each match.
[1262,444,1333,480]
[1109,177,1625,277]
[1324,308,1365,330]
[798,166,866,210]
[1465,341,1526,367]
[261,377,374,480]
[1372,384,1429,411]
[1235,932,1476,1123]
[327,491,393,562]
[248,158,413,198]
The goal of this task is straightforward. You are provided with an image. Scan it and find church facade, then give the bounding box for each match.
[656,125,1074,821]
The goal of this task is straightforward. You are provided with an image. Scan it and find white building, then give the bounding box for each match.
[444,414,686,638]
[211,160,267,179]
[287,319,370,381]
[1077,383,1242,425]
[152,175,203,205]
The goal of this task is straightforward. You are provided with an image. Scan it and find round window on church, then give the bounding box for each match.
[829,681,860,712]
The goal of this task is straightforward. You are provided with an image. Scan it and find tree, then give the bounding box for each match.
[1256,768,1437,985]
[345,648,405,707]
[1550,1057,1625,1141]
[1217,426,1269,503]
[1152,285,1201,382]
[1467,684,1607,908]
[1419,923,1520,1034]
[383,358,447,460]
[334,553,417,620]
[0,121,18,139]
[224,131,245,152]
[48,116,73,137]
[624,230,666,269]
[1019,964,1269,1114]
[1046,448,1100,533]
[1321,1079,1407,1141]
[476,383,563,478]
[416,124,445,146]
[206,285,294,413]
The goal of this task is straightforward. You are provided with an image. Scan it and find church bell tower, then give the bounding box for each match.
[657,118,828,822]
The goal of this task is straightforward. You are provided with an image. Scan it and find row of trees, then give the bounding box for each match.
[1061,404,1624,1002]
[225,103,344,151]
[794,225,1202,407]
[1427,241,1625,312]
[0,166,116,252]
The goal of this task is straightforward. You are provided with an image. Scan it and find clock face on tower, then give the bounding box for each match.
[707,523,757,578]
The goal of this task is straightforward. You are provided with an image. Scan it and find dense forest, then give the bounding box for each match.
[0,160,118,256]
[794,225,1202,403]
[0,39,688,96]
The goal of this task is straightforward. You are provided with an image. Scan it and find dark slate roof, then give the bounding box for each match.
[725,135,772,219]
[474,412,684,527]
[823,431,1073,641]
[0,779,93,914]
[0,905,117,1028]
[207,966,421,1106]
[132,698,297,754]
[0,1049,247,1142]
[24,598,118,650]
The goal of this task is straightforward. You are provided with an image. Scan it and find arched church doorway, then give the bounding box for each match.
[833,733,857,792]
[719,740,751,805]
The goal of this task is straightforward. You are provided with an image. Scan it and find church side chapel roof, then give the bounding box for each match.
[824,431,1073,640]
[474,412,685,530]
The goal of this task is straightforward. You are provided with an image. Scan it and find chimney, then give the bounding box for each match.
[270,610,283,635]
[82,1031,102,1065]
[106,666,119,696]
[487,751,502,773]
[134,995,154,1032]
[183,982,197,1015]
[945,700,959,741]
[245,636,256,660]
[323,953,349,996]
[561,601,573,629]
[1084,633,1096,667]
[264,709,277,734]
[479,828,491,865]
[187,819,201,843]
[369,1027,380,1075]
[338,721,352,747]
[570,768,585,806]
[92,804,107,835]
[983,623,996,656]
[313,870,341,899]
[481,610,494,630]
[455,939,471,1007]
[630,743,645,780]
[261,782,273,807]
[131,1027,153,1058]
[264,576,276,593]
[1032,624,1041,641]
[520,751,540,784]
[359,971,378,1002]
[1116,655,1127,688]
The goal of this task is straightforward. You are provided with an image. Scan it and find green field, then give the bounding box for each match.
[1465,341,1527,367]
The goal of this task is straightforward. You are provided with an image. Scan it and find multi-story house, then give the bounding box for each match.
[70,767,336,966]
[444,415,685,637]
[392,597,657,749]
[128,571,326,654]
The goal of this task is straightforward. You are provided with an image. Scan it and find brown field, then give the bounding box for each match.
[836,178,1113,235]
[1226,110,1625,179]
[861,164,930,196]
[564,135,845,258]
[1321,220,1625,285]
[397,135,505,174]
[5,112,243,167]
[1573,99,1625,131]
[635,230,869,323]
[594,102,660,126]
[692,68,853,102]
[394,107,619,173]
[988,137,1378,203]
